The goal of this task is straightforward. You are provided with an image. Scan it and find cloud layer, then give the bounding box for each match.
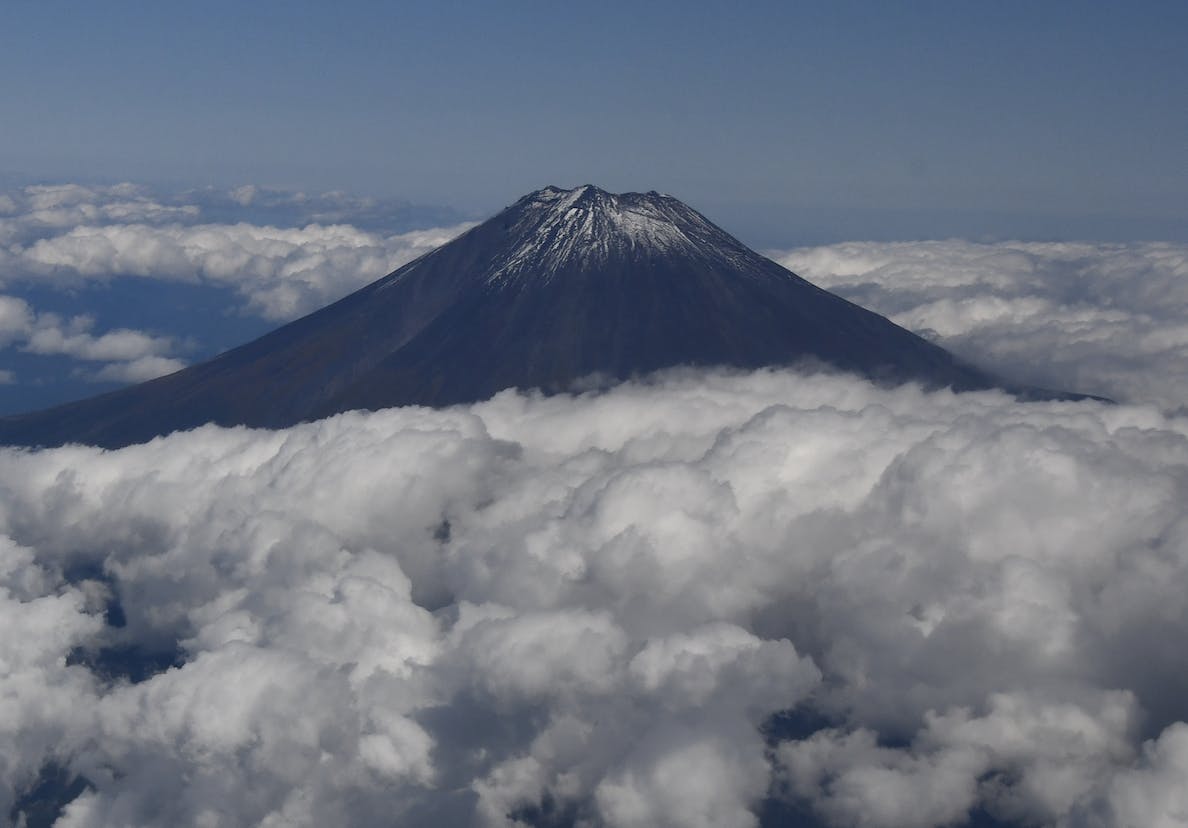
[5,184,1186,403]
[773,240,1188,410]
[0,295,184,384]
[2,370,1188,826]
[18,220,466,321]
[0,182,471,321]
[0,182,470,390]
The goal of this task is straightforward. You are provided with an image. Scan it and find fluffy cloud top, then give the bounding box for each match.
[2,370,1188,826]
[0,296,183,384]
[18,221,468,320]
[0,182,470,390]
[0,182,472,320]
[0,184,199,244]
[773,240,1188,410]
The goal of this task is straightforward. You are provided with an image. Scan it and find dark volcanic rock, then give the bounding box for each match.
[0,185,1061,448]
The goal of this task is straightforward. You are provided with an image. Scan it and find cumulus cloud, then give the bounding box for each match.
[23,315,175,364]
[0,181,476,402]
[1102,723,1188,827]
[1,369,1188,826]
[18,221,468,320]
[0,295,34,348]
[0,184,199,246]
[88,356,186,384]
[0,538,102,819]
[0,298,184,383]
[777,690,1137,828]
[772,240,1188,410]
[0,182,472,320]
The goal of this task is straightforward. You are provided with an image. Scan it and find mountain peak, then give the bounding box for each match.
[0,185,1085,449]
[527,184,614,204]
[490,185,741,287]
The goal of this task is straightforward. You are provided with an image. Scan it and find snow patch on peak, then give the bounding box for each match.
[532,185,569,200]
[525,184,600,204]
[486,186,754,288]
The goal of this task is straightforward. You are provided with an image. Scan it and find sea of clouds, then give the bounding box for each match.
[2,185,1188,826]
[4,372,1188,827]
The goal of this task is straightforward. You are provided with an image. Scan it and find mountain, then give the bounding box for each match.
[0,185,1069,449]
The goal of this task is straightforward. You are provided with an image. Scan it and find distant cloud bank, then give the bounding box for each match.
[772,240,1188,410]
[21,220,466,320]
[0,181,472,320]
[0,182,471,389]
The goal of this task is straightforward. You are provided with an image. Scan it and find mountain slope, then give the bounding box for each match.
[0,186,1056,448]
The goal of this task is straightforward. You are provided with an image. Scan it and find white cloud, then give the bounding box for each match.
[23,315,175,363]
[0,183,198,246]
[0,295,34,347]
[771,240,1188,410]
[229,184,260,207]
[778,690,1137,827]
[0,182,472,321]
[1103,723,1188,828]
[24,220,470,320]
[594,728,772,828]
[0,370,1187,825]
[0,305,185,383]
[0,538,102,819]
[0,181,475,399]
[90,355,186,383]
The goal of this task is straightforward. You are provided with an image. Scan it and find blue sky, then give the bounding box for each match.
[2,1,1186,242]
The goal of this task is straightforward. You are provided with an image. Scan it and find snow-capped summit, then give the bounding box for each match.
[470,185,753,286]
[0,186,1078,448]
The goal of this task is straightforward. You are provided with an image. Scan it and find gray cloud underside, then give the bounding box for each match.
[3,370,1188,827]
